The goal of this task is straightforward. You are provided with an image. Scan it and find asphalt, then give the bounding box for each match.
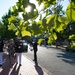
[0,51,51,75]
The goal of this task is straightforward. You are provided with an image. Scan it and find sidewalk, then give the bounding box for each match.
[0,52,51,75]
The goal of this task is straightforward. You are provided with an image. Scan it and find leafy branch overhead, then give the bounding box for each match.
[1,0,75,43]
[8,0,38,37]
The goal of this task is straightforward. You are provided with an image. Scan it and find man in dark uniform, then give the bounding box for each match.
[33,39,38,62]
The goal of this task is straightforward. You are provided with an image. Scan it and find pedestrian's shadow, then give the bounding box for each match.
[0,53,13,75]
[34,62,44,75]
[0,53,21,75]
[10,63,21,75]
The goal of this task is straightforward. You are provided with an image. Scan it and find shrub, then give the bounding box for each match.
[66,41,75,52]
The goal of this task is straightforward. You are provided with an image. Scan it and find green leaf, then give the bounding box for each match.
[42,18,47,31]
[54,15,62,32]
[69,34,75,40]
[22,0,29,7]
[38,38,44,45]
[56,24,64,32]
[20,20,24,25]
[12,5,17,12]
[48,32,57,44]
[66,2,75,21]
[8,16,16,24]
[31,22,42,35]
[47,15,55,25]
[21,30,31,37]
[43,0,56,10]
[53,33,57,40]
[33,9,38,19]
[16,2,20,7]
[15,30,19,36]
[8,23,16,31]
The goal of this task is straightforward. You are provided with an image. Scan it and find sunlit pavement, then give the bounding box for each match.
[0,51,51,75]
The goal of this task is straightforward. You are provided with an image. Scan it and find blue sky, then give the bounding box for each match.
[0,0,69,20]
[60,0,70,11]
[0,0,18,19]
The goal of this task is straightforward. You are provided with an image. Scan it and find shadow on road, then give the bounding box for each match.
[34,63,44,75]
[40,45,75,65]
[57,51,75,65]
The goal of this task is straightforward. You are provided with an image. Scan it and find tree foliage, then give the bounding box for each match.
[1,0,75,43]
[66,2,75,21]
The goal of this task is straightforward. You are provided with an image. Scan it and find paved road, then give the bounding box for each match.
[23,45,75,75]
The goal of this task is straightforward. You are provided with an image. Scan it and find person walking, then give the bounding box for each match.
[0,39,4,66]
[33,39,38,62]
[15,38,23,66]
[8,39,15,64]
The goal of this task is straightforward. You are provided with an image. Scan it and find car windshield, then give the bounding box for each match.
[20,40,25,42]
[20,40,27,45]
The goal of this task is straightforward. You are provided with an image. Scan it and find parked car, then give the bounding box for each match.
[20,40,28,52]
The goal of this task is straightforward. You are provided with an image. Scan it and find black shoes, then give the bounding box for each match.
[33,59,35,61]
[19,64,22,66]
[33,59,37,61]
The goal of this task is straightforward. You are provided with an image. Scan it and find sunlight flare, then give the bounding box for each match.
[25,6,31,12]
